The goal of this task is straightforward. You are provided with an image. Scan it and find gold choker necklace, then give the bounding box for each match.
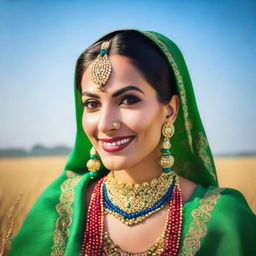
[104,172,175,225]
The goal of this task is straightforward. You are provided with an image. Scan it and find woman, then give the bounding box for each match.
[8,30,256,255]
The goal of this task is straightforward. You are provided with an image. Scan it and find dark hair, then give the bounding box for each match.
[76,30,177,104]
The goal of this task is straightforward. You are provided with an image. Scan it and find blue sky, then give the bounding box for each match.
[0,0,255,154]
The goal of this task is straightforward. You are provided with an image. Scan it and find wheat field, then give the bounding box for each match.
[0,156,255,254]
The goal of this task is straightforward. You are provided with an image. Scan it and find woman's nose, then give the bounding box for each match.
[97,105,119,134]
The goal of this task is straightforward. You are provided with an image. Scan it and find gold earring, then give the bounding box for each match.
[159,121,175,173]
[86,146,101,179]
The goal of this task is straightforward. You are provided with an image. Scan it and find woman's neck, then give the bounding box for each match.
[111,150,163,184]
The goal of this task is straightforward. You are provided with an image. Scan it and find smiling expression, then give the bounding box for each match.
[81,54,170,172]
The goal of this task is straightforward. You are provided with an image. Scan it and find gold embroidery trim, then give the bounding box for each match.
[51,170,81,256]
[178,188,224,256]
[141,31,216,182]
[197,132,216,181]
[141,31,193,150]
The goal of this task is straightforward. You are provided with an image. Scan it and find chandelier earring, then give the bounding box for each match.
[159,121,175,173]
[86,146,101,179]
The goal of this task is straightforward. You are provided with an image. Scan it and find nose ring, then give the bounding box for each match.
[112,121,120,130]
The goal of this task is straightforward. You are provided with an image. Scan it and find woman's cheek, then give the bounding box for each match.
[121,111,142,130]
[82,113,98,139]
[124,105,160,132]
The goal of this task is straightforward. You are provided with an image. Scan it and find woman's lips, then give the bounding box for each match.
[99,136,135,153]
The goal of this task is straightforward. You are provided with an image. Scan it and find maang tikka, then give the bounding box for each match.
[160,121,175,173]
[90,40,112,91]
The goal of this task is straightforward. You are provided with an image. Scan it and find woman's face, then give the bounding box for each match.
[81,54,175,172]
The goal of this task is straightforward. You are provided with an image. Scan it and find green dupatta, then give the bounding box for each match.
[9,29,247,256]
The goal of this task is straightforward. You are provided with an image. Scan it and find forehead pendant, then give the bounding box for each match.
[89,40,112,91]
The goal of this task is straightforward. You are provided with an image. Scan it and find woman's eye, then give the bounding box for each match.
[82,100,100,109]
[120,95,141,105]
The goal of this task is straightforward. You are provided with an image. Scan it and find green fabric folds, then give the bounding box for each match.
[8,30,256,256]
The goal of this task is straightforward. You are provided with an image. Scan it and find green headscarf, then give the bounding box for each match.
[8,29,218,256]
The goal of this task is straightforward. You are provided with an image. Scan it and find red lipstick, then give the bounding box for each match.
[99,136,135,152]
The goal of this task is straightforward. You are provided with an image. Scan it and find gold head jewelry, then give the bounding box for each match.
[104,171,174,225]
[89,40,112,91]
[159,122,175,170]
[112,121,120,130]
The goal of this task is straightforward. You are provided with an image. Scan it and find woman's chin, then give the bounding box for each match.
[101,162,127,171]
[101,156,135,171]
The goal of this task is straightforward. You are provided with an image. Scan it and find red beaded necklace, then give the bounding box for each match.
[80,175,183,256]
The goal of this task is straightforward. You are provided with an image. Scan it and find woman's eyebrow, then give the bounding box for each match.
[82,91,100,98]
[82,86,144,98]
[112,86,144,97]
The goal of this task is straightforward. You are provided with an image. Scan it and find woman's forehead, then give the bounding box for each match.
[81,55,154,96]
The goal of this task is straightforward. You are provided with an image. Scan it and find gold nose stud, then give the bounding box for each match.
[112,121,120,130]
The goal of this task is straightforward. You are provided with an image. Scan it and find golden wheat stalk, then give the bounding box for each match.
[0,193,23,256]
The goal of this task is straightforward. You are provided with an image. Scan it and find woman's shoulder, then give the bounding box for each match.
[191,185,256,230]
[193,184,255,215]
[203,186,254,214]
[180,185,256,255]
[215,186,252,210]
[182,181,256,228]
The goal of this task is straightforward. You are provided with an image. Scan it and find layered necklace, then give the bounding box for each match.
[80,172,183,256]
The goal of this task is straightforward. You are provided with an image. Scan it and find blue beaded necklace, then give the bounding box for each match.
[103,176,176,225]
